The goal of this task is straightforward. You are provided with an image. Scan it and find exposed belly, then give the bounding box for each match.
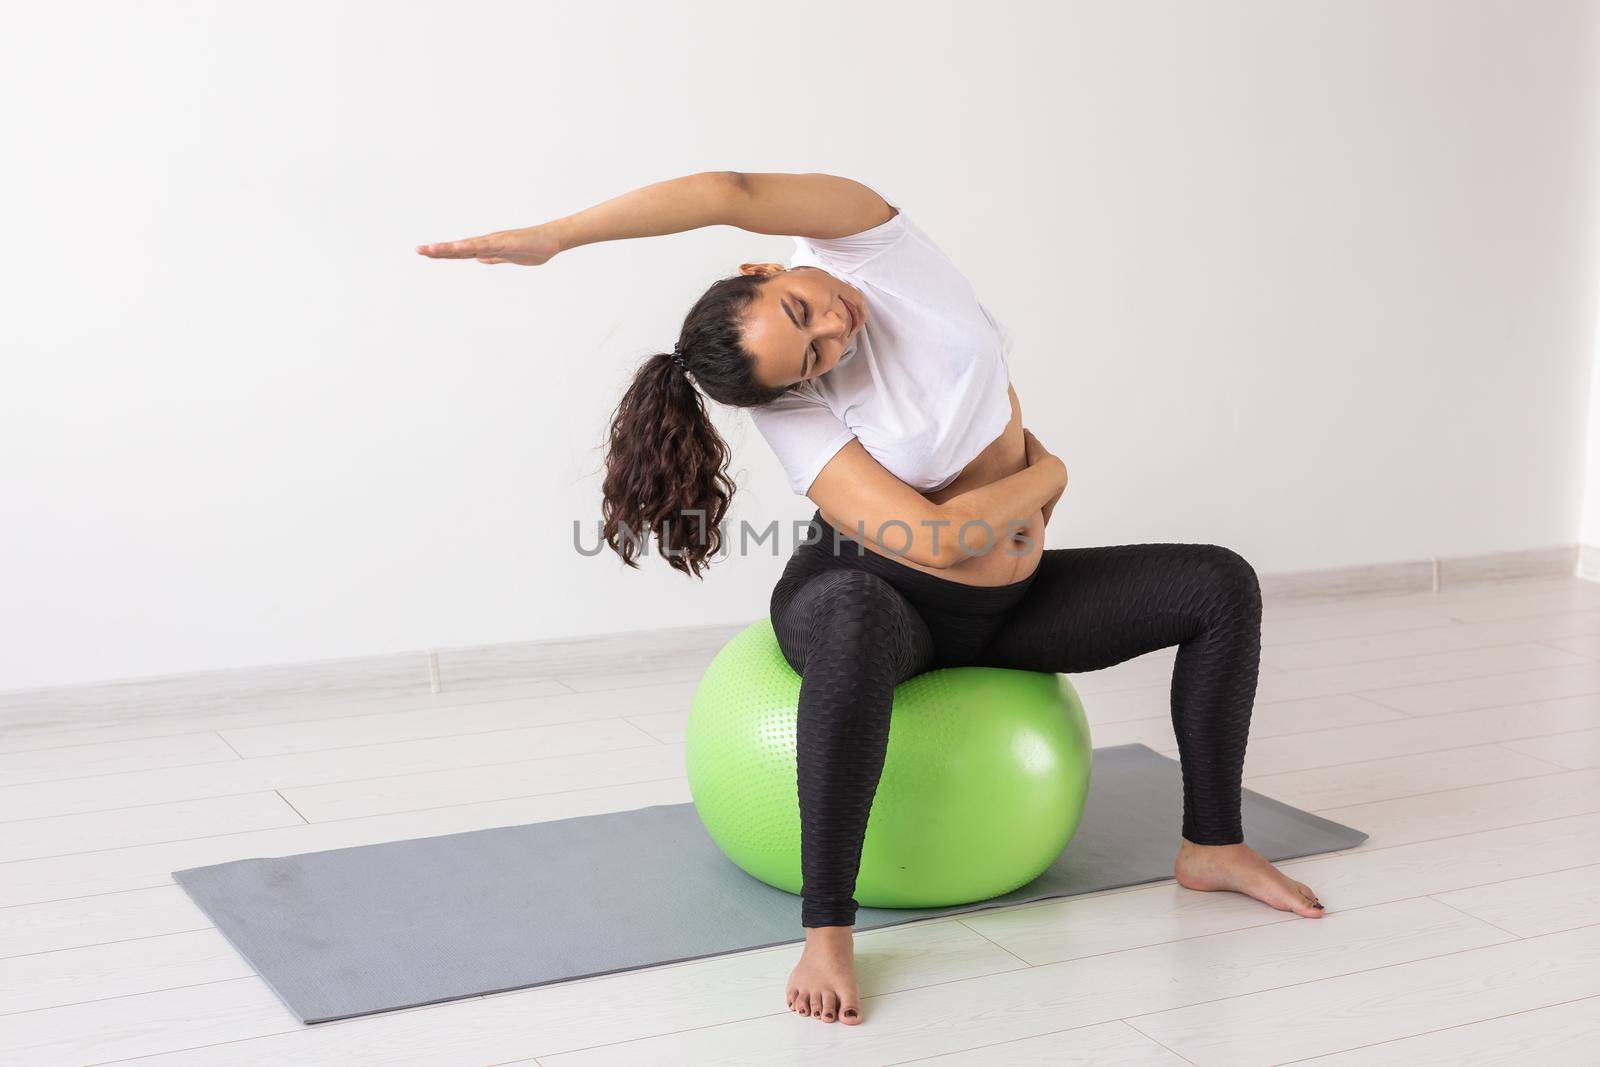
[825,384,1045,587]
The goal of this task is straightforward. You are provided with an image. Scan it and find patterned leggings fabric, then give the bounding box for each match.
[770,510,1264,928]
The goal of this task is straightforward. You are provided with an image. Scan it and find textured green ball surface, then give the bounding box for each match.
[686,617,1093,909]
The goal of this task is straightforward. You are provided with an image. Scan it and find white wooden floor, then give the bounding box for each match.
[3,574,1600,1065]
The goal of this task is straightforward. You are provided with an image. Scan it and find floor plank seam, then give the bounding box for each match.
[1350,675,1600,716]
[1281,719,1600,758]
[0,756,248,792]
[2,973,259,1020]
[0,884,188,912]
[275,789,311,826]
[949,915,1040,969]
[301,771,692,827]
[0,787,303,828]
[1112,922,1547,1028]
[1121,1017,1202,1066]
[0,680,588,743]
[1287,811,1600,864]
[0,727,251,757]
[1266,595,1600,626]
[4,738,685,827]
[1314,793,1600,829]
[0,924,213,962]
[77,990,499,1067]
[1423,893,1526,940]
[209,682,656,745]
[0,817,316,867]
[211,712,681,761]
[881,1019,1188,1066]
[1534,638,1600,661]
[944,887,1595,981]
[1489,741,1576,773]
[1280,765,1582,810]
[550,676,702,695]
[1267,992,1600,1066]
[0,774,681,887]
[0,687,688,762]
[1259,627,1600,669]
[1243,743,1589,783]
[213,731,245,760]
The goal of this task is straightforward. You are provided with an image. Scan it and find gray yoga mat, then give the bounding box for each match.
[174,743,1366,1024]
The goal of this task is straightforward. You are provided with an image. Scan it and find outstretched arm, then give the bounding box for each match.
[415,171,893,264]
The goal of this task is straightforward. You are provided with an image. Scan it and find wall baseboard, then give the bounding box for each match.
[1259,543,1581,601]
[1257,559,1438,601]
[0,543,1588,728]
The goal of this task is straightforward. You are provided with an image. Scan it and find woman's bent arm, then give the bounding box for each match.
[809,440,1067,569]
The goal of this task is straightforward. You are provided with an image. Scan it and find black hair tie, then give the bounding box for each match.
[670,347,689,374]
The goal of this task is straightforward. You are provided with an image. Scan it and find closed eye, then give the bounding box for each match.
[795,296,819,376]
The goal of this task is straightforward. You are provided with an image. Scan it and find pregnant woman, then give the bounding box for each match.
[417,171,1324,1026]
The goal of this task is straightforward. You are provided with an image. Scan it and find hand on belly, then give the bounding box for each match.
[912,384,1045,586]
[939,505,1046,586]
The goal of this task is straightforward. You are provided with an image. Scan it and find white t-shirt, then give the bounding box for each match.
[747,207,1015,496]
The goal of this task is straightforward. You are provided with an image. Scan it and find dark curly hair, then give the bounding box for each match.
[600,272,787,577]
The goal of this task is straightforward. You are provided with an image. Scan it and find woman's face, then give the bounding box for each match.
[738,263,867,390]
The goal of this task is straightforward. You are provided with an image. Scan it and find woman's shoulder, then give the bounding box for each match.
[790,206,909,274]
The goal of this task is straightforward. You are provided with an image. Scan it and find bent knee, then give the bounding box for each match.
[778,568,917,668]
[1190,544,1261,609]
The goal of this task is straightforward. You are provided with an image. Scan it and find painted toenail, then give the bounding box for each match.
[1313,903,1324,909]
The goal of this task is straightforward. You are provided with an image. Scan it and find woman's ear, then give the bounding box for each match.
[739,262,785,277]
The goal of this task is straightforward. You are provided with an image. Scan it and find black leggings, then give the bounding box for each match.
[770,510,1263,928]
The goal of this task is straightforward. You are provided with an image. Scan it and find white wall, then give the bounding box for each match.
[1583,343,1600,565]
[3,0,1597,691]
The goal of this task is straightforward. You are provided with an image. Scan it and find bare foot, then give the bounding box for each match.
[1174,840,1326,918]
[786,925,862,1024]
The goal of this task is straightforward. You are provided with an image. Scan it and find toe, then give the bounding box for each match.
[809,991,823,1018]
[1294,880,1326,911]
[821,990,839,1022]
[841,998,862,1025]
[1286,891,1323,918]
[1258,877,1318,917]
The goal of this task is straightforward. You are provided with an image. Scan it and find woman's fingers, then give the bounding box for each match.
[1022,428,1044,465]
[415,235,502,259]
[415,224,560,266]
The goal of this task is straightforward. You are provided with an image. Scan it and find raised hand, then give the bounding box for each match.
[415,223,562,266]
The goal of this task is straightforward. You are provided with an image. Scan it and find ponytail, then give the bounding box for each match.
[599,272,787,577]
[601,352,733,577]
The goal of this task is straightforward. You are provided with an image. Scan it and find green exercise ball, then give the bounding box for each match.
[685,617,1092,909]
